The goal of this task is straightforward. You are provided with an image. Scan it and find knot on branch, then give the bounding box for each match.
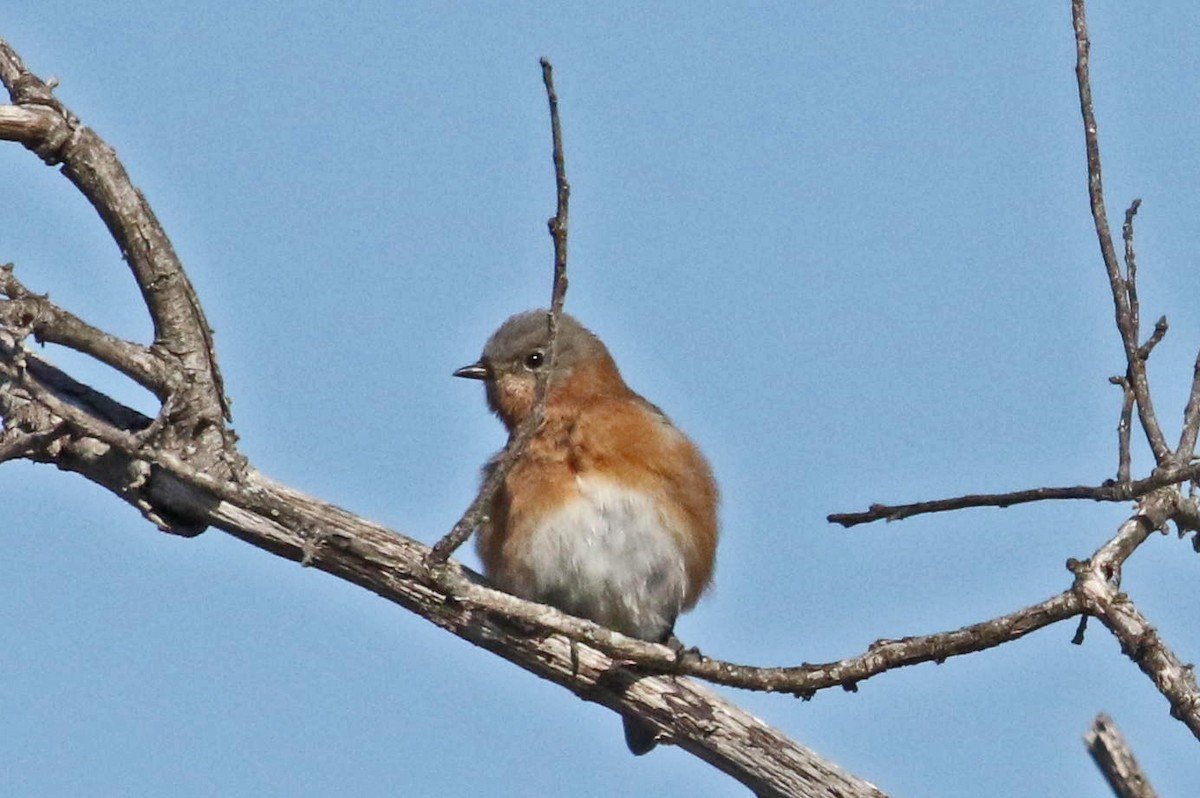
[5,69,78,162]
[11,71,65,112]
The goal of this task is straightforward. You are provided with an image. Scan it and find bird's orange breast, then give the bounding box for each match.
[477,370,718,612]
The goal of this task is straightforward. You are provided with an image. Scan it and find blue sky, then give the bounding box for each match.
[3,3,1200,796]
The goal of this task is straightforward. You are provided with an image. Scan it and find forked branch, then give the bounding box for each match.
[3,3,1200,795]
[827,0,1200,758]
[0,43,887,797]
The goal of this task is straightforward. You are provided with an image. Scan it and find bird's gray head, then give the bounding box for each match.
[454,310,618,427]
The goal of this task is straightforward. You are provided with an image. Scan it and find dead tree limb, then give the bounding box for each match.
[828,0,1200,753]
[4,1,1200,794]
[0,39,890,798]
[1085,714,1159,798]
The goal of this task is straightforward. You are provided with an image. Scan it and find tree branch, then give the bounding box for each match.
[0,43,893,795]
[429,59,571,563]
[1070,490,1200,740]
[827,464,1200,527]
[540,57,570,324]
[1176,348,1200,463]
[5,6,1200,794]
[0,39,233,474]
[668,591,1082,697]
[832,5,1199,536]
[1111,374,1135,483]
[0,263,166,393]
[1071,0,1170,464]
[1085,714,1159,798]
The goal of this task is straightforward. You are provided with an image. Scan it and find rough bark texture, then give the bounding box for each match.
[3,3,1200,794]
[1085,714,1159,798]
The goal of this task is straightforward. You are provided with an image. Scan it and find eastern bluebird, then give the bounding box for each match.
[454,309,719,755]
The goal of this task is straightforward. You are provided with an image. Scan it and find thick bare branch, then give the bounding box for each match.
[5,8,1200,794]
[76,419,893,797]
[17,341,1186,790]
[0,38,250,536]
[0,42,894,792]
[0,423,56,464]
[268,481,886,798]
[1071,490,1200,740]
[1085,714,1160,798]
[1087,594,1200,739]
[1,341,150,437]
[0,39,230,436]
[1111,375,1135,482]
[0,103,68,153]
[11,331,1182,738]
[0,336,217,533]
[1082,587,1200,740]
[1,336,885,797]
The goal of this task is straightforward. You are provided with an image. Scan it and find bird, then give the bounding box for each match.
[454,309,719,755]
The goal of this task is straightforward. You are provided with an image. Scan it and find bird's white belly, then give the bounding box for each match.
[506,474,688,641]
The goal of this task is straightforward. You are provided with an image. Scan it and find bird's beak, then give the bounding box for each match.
[453,361,489,380]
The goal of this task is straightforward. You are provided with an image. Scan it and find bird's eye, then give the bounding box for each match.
[524,350,545,370]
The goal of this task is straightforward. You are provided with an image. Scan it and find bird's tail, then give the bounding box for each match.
[623,715,659,755]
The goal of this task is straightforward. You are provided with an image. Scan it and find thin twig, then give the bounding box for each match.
[1122,199,1142,344]
[1178,348,1200,463]
[1137,317,1168,362]
[827,463,1200,527]
[430,444,529,561]
[541,57,570,323]
[1085,713,1159,798]
[1071,1,1170,464]
[833,3,1199,536]
[0,263,166,394]
[1122,202,1169,364]
[1110,375,1135,483]
[429,550,1084,696]
[677,591,1083,696]
[429,59,571,562]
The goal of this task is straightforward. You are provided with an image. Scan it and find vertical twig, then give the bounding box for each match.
[1177,350,1200,462]
[1110,200,1137,484]
[1072,0,1170,464]
[541,58,570,326]
[1122,200,1142,338]
[538,57,570,401]
[1110,375,1134,483]
[429,60,572,563]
